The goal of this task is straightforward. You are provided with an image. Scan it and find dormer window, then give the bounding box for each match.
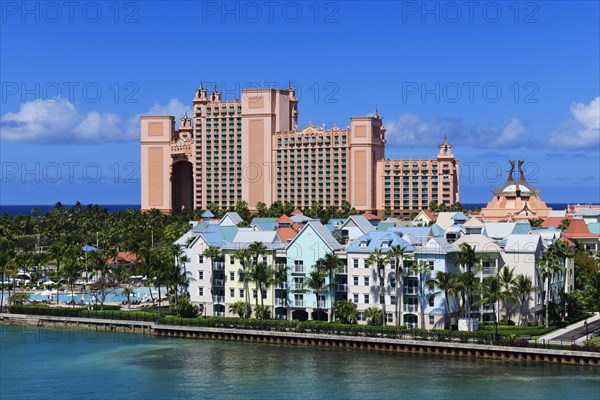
[381,240,391,248]
[359,241,368,248]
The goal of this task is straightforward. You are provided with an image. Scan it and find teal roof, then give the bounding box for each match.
[512,222,532,234]
[430,223,445,237]
[192,221,209,232]
[250,217,278,224]
[221,226,239,242]
[588,222,600,235]
[377,222,395,231]
[201,210,214,218]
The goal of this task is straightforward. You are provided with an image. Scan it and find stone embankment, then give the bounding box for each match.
[2,313,598,366]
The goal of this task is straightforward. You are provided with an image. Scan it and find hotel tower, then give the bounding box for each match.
[141,84,459,217]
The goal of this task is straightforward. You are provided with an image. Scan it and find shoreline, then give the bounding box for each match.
[2,313,598,366]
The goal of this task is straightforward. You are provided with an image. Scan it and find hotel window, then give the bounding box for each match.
[390,296,396,305]
[262,289,267,299]
[429,316,435,325]
[239,289,244,298]
[229,288,234,298]
[229,272,235,281]
[198,287,204,296]
[353,276,359,286]
[198,255,204,263]
[386,313,393,324]
[230,256,235,264]
[364,294,370,304]
[429,297,434,307]
[252,289,257,299]
[357,311,365,321]
[364,277,369,286]
[198,271,204,280]
[429,261,435,271]
[353,294,359,303]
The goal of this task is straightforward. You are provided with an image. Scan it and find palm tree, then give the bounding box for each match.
[512,274,536,326]
[388,245,411,327]
[549,240,575,321]
[538,250,560,328]
[366,248,389,326]
[426,271,457,329]
[498,266,516,321]
[252,262,275,317]
[364,306,383,326]
[316,252,344,322]
[455,271,477,319]
[414,260,431,329]
[272,263,288,318]
[229,300,251,318]
[305,268,327,321]
[234,248,252,317]
[62,246,82,307]
[0,238,16,311]
[248,242,268,309]
[202,246,222,270]
[335,299,357,324]
[457,243,478,273]
[475,276,501,341]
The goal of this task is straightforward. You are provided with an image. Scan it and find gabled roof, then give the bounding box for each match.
[291,208,303,215]
[230,230,282,245]
[541,216,570,228]
[107,251,137,265]
[529,228,561,242]
[463,217,485,228]
[548,210,567,217]
[253,222,278,231]
[512,221,532,235]
[484,222,516,240]
[430,223,445,237]
[454,234,502,253]
[341,215,376,233]
[415,236,458,254]
[287,221,342,251]
[276,227,298,241]
[291,214,317,223]
[220,212,243,226]
[376,222,396,231]
[504,234,542,253]
[175,230,197,247]
[250,217,278,224]
[198,224,227,248]
[423,210,436,220]
[276,214,293,224]
[346,231,414,253]
[563,219,599,238]
[436,212,458,229]
[201,210,214,218]
[452,212,468,222]
[388,227,431,241]
[362,212,380,220]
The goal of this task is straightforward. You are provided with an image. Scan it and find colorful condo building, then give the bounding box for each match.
[141,84,460,217]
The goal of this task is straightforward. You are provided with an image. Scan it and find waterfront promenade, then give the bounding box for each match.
[2,312,598,366]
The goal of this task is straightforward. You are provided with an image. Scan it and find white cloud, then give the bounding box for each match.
[0,98,187,143]
[384,114,530,149]
[548,97,600,149]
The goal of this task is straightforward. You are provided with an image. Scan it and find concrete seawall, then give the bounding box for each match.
[2,313,599,366]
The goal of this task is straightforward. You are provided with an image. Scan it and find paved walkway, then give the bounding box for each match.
[537,312,600,344]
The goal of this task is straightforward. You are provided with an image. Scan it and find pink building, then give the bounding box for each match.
[141,84,460,216]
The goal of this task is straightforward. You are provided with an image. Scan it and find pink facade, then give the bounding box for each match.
[140,84,460,215]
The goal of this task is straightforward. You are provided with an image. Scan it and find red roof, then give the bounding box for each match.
[291,208,303,215]
[558,237,576,246]
[422,210,436,220]
[276,214,293,224]
[107,252,137,265]
[563,219,598,238]
[541,216,570,228]
[362,212,379,220]
[276,227,298,241]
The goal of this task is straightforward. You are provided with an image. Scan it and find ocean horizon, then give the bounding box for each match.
[0,202,596,217]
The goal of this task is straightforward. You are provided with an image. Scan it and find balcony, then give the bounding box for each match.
[404,287,418,295]
[336,284,348,292]
[212,261,225,271]
[293,300,305,307]
[405,269,417,277]
[291,283,304,291]
[213,279,225,286]
[482,267,496,275]
[292,266,305,274]
[214,311,225,317]
[338,266,348,274]
[212,295,225,303]
[275,298,287,306]
[317,300,327,309]
[276,282,288,290]
[404,304,418,312]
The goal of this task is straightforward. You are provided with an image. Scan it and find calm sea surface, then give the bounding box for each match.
[1,326,599,400]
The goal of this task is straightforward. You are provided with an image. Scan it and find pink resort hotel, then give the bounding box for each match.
[140,84,460,217]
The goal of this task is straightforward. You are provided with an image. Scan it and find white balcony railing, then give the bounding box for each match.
[291,284,303,291]
[214,311,225,317]
[293,300,305,307]
[338,267,348,274]
[275,298,287,306]
[212,295,225,303]
[276,282,288,290]
[336,284,348,292]
[293,266,305,274]
[213,262,225,271]
[404,304,418,312]
[482,267,496,275]
[317,301,327,309]
[405,287,418,295]
[213,279,225,286]
[405,269,417,277]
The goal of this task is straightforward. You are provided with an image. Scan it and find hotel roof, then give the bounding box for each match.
[484,222,516,240]
[504,234,542,253]
[541,216,570,228]
[454,234,502,253]
[563,219,598,238]
[347,231,414,253]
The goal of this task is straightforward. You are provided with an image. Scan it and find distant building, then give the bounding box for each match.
[480,160,551,222]
[141,84,459,217]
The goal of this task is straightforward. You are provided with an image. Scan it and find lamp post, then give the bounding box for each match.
[584,321,589,340]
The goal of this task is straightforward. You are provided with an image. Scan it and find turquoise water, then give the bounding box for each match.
[0,287,163,305]
[1,326,599,400]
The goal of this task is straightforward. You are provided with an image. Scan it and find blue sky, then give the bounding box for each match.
[1,1,599,205]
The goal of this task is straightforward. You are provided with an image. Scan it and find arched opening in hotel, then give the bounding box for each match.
[172,160,193,211]
[311,310,328,321]
[292,310,308,321]
[403,313,418,329]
